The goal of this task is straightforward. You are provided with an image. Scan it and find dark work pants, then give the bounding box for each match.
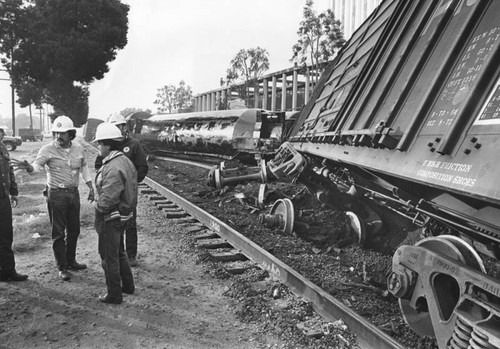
[47,189,81,271]
[95,211,134,300]
[0,196,16,276]
[125,209,137,259]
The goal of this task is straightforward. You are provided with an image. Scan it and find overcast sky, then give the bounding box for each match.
[0,0,331,124]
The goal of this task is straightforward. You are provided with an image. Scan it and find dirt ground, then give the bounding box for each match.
[0,138,282,349]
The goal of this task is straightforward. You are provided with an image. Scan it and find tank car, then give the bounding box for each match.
[133,108,296,164]
[83,118,104,142]
[251,0,500,347]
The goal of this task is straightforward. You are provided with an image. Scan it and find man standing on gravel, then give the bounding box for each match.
[93,122,137,304]
[94,113,148,267]
[0,126,28,282]
[18,116,94,282]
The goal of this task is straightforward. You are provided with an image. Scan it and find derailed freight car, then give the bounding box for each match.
[133,108,296,164]
[260,0,500,347]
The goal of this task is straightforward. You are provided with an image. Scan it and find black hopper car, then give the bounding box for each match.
[259,0,500,347]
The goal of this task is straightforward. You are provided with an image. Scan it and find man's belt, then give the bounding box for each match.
[49,187,78,192]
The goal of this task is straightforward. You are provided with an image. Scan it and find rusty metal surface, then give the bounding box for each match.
[143,177,404,349]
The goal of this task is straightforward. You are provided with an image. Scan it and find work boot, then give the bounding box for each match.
[58,269,71,281]
[122,286,135,295]
[128,257,138,267]
[0,272,28,282]
[68,261,87,270]
[99,294,123,304]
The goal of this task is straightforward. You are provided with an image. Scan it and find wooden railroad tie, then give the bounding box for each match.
[192,231,219,240]
[196,238,232,249]
[172,217,198,224]
[149,195,166,201]
[209,250,248,262]
[184,225,205,233]
[157,203,178,209]
[223,265,255,275]
[162,210,189,219]
[153,200,174,206]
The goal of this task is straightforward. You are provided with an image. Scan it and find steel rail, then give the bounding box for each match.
[143,176,404,349]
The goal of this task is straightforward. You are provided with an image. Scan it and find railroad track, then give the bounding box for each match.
[141,176,405,349]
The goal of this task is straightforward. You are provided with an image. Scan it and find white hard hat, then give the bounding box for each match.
[93,122,123,142]
[51,115,76,132]
[0,125,8,132]
[107,112,127,125]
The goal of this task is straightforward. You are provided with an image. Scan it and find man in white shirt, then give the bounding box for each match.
[19,116,94,281]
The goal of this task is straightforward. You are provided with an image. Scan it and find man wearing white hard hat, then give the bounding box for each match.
[0,125,28,282]
[93,122,137,304]
[18,115,94,281]
[95,112,148,267]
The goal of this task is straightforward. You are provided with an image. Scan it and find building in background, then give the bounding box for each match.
[331,0,382,40]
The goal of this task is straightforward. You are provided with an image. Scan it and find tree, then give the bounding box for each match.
[226,47,270,107]
[154,80,193,114]
[120,107,152,116]
[0,0,130,127]
[0,0,28,134]
[45,78,89,124]
[291,0,345,84]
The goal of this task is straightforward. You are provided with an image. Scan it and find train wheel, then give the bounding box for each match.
[399,235,485,337]
[345,211,365,246]
[206,166,220,188]
[269,198,295,235]
[257,183,267,208]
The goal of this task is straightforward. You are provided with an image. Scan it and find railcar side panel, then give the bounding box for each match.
[290,0,500,206]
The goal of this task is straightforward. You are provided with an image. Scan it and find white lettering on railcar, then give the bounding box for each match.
[417,160,476,188]
[422,160,473,172]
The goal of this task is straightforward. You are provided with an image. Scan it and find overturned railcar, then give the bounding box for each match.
[266,0,500,346]
[134,108,295,163]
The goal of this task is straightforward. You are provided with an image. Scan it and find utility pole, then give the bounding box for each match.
[11,81,16,136]
[28,103,32,130]
[10,53,16,136]
[38,105,43,131]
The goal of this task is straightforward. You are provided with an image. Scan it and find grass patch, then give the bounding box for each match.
[13,197,47,215]
[12,213,51,253]
[14,171,46,186]
[80,202,95,226]
[12,204,95,253]
[16,182,46,195]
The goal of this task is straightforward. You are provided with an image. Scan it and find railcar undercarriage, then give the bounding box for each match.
[206,141,500,348]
